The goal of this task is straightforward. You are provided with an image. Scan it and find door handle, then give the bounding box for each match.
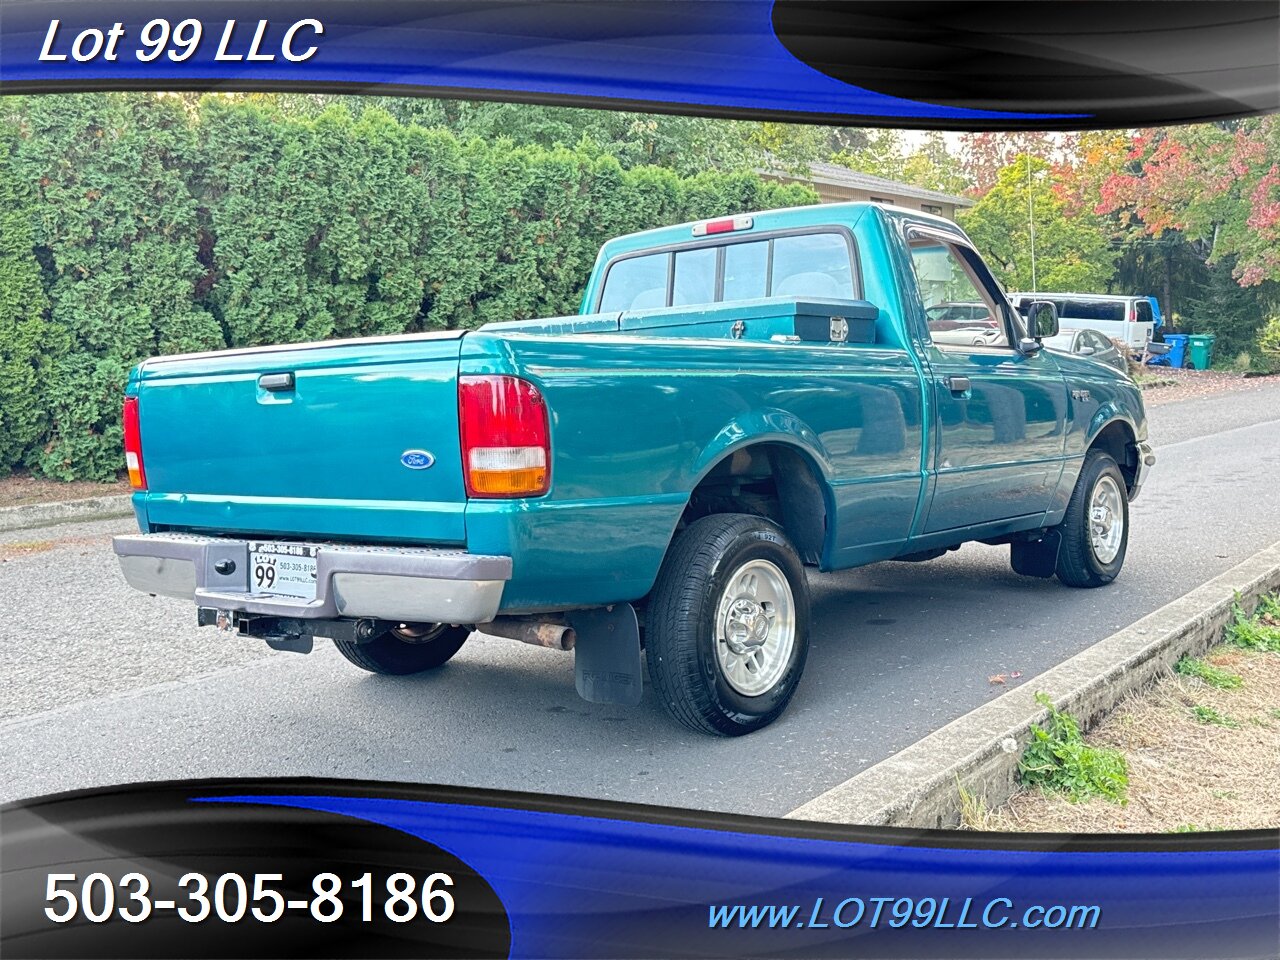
[258,372,295,392]
[944,376,971,394]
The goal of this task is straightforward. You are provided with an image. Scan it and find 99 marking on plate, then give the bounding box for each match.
[44,871,455,924]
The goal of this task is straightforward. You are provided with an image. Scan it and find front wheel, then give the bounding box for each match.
[334,623,471,675]
[646,514,810,736]
[1055,450,1130,587]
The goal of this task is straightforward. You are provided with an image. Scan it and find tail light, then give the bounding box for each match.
[122,396,147,490]
[459,376,550,498]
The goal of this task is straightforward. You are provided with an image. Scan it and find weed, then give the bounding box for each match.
[956,780,989,830]
[1019,694,1128,804]
[1176,656,1243,689]
[1269,709,1280,721]
[1225,595,1280,653]
[1190,705,1239,728]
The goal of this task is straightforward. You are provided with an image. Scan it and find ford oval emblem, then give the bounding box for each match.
[400,449,436,470]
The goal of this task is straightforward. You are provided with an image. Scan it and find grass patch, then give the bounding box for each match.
[956,781,990,830]
[980,623,1280,833]
[1190,704,1239,728]
[1019,694,1128,804]
[1225,594,1280,652]
[1176,656,1243,689]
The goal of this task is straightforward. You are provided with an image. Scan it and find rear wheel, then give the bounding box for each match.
[334,623,471,675]
[646,514,810,736]
[1055,450,1129,587]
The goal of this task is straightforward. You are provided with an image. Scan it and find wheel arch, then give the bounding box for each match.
[1087,417,1139,495]
[680,435,833,567]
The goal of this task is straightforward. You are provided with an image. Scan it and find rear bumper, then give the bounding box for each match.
[112,533,511,624]
[1129,441,1156,501]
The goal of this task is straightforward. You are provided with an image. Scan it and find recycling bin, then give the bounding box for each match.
[1187,333,1216,370]
[1163,333,1189,368]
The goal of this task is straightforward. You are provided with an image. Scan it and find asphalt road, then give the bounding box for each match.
[3,381,1279,815]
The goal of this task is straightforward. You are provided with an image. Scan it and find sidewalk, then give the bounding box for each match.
[0,475,132,532]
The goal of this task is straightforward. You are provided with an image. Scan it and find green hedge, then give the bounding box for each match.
[0,94,816,480]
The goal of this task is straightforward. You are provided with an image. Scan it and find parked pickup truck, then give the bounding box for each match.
[114,203,1154,736]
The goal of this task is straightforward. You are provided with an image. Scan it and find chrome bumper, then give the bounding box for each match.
[1129,441,1156,501]
[112,533,510,624]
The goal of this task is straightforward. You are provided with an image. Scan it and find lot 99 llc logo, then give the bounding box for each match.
[39,18,324,64]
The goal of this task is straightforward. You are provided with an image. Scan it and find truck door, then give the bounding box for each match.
[906,232,1069,533]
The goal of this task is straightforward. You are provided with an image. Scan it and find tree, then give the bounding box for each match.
[961,155,1113,292]
[899,133,969,195]
[958,131,1074,197]
[1181,256,1280,359]
[8,93,219,479]
[831,130,970,196]
[1096,120,1280,353]
[1100,119,1280,288]
[0,109,54,472]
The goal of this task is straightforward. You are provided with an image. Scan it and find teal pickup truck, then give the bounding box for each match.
[113,202,1154,736]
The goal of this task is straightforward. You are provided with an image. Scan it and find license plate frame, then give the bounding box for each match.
[248,541,319,600]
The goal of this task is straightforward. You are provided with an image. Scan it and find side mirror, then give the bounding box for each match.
[1078,346,1096,356]
[1026,300,1059,339]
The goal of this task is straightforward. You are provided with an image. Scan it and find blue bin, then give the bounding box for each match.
[1163,333,1189,368]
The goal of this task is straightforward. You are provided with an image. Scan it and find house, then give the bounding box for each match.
[761,162,973,221]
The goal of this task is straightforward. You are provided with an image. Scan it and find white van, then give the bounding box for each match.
[1007,293,1155,350]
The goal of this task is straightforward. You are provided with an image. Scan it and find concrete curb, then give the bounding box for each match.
[787,540,1280,828]
[0,494,133,533]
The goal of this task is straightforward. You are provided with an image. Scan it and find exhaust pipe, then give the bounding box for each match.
[482,617,576,651]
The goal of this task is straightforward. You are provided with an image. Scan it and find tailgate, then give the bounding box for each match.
[135,332,468,544]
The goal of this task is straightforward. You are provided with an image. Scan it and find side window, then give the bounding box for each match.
[672,247,717,307]
[722,241,769,301]
[908,239,1009,349]
[1134,300,1153,324]
[771,233,855,300]
[598,253,669,312]
[1064,299,1124,324]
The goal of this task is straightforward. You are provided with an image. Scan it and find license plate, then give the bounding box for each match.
[248,542,318,600]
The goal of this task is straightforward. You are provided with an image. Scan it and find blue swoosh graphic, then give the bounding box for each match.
[198,793,1279,958]
[0,0,1084,122]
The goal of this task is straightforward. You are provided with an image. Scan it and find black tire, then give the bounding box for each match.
[1055,450,1129,588]
[334,623,471,675]
[646,514,810,736]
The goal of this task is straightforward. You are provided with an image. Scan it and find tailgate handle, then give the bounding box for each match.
[258,372,295,392]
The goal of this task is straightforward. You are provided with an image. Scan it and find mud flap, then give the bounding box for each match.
[569,604,643,706]
[1010,530,1062,579]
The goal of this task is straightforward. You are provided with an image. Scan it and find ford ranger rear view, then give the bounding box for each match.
[114,202,1154,736]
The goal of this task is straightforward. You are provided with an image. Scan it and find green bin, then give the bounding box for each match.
[1187,333,1216,370]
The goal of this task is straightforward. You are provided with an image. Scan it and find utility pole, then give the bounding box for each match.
[1026,155,1037,293]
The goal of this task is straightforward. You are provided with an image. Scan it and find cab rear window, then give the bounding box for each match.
[597,230,856,312]
[597,253,668,313]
